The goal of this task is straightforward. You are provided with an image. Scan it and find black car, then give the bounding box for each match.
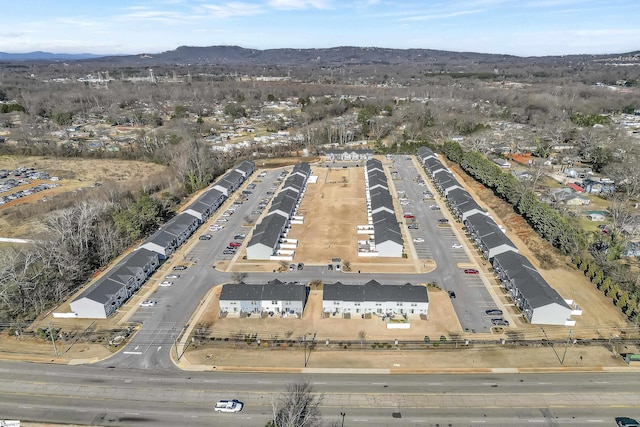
[616,417,640,427]
[485,309,503,316]
[297,262,304,270]
[448,291,456,299]
[172,265,188,271]
[199,234,212,240]
[438,218,449,223]
[327,264,333,270]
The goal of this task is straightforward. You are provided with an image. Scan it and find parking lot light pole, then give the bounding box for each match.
[340,412,346,427]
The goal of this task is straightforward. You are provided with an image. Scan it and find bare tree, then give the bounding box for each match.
[268,380,323,427]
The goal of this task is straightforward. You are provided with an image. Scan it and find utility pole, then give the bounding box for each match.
[47,322,59,356]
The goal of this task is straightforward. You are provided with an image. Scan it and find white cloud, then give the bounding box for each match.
[267,0,332,10]
[200,2,264,17]
[398,8,485,21]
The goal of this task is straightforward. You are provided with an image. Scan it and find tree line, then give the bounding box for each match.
[441,140,586,255]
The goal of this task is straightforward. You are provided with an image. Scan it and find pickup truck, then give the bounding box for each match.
[214,399,243,413]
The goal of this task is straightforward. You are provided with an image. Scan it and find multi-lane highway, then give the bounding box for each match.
[1,361,638,426]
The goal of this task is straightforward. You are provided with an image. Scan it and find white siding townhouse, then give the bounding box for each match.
[492,251,572,325]
[417,145,575,326]
[182,188,226,223]
[219,279,307,317]
[325,149,373,162]
[138,212,199,259]
[364,159,403,257]
[213,169,245,197]
[70,248,159,318]
[322,280,428,317]
[464,213,518,261]
[246,164,311,260]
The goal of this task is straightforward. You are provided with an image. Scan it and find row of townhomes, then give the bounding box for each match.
[324,148,374,162]
[417,147,579,326]
[322,280,429,318]
[359,158,403,257]
[217,279,428,319]
[246,163,312,260]
[70,160,256,318]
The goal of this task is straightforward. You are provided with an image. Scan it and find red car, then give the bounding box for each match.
[229,242,241,247]
[404,214,415,219]
[464,268,479,275]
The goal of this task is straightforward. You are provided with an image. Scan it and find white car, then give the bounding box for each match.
[165,274,180,279]
[214,399,243,413]
[413,237,425,243]
[139,300,157,307]
[217,218,228,222]
[159,281,173,287]
[451,243,463,249]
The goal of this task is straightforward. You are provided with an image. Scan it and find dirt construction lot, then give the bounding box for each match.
[0,155,168,237]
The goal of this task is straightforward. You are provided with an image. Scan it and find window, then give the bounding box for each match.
[411,303,417,307]
[397,303,403,306]
[334,301,340,305]
[354,303,361,306]
[272,300,277,304]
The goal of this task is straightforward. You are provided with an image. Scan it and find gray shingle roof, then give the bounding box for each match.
[248,214,287,249]
[494,251,570,309]
[220,280,306,302]
[323,280,428,303]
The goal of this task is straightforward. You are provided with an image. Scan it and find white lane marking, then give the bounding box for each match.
[427,382,442,385]
[586,420,604,423]
[123,351,142,355]
[125,412,139,415]
[470,421,486,423]
[157,346,161,351]
[527,420,545,423]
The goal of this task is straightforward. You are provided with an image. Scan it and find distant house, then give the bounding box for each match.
[586,213,605,222]
[493,158,511,169]
[625,241,640,257]
[565,195,590,206]
[566,183,583,192]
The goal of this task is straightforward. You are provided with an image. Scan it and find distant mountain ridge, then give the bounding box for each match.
[2,46,639,66]
[0,51,103,61]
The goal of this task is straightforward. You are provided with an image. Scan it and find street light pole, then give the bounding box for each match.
[340,412,346,427]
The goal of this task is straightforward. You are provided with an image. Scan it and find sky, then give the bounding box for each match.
[1,0,639,57]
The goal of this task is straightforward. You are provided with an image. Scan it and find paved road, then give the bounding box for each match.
[1,360,638,426]
[392,155,496,333]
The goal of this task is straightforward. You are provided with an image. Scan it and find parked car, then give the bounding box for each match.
[173,265,188,271]
[616,417,640,427]
[266,191,274,195]
[234,234,246,239]
[451,243,463,249]
[297,262,304,270]
[408,224,419,229]
[222,250,235,255]
[139,300,157,307]
[229,242,241,247]
[335,264,341,271]
[438,218,449,223]
[448,291,456,299]
[159,281,173,287]
[413,237,425,243]
[165,274,180,279]
[429,205,441,210]
[491,318,510,326]
[199,234,212,240]
[464,268,479,275]
[288,263,296,271]
[404,214,415,219]
[327,264,333,270]
[214,399,244,413]
[217,218,228,223]
[485,309,503,316]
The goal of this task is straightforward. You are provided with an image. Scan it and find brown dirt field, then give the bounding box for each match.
[289,166,369,264]
[184,342,629,370]
[0,155,168,237]
[0,330,111,364]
